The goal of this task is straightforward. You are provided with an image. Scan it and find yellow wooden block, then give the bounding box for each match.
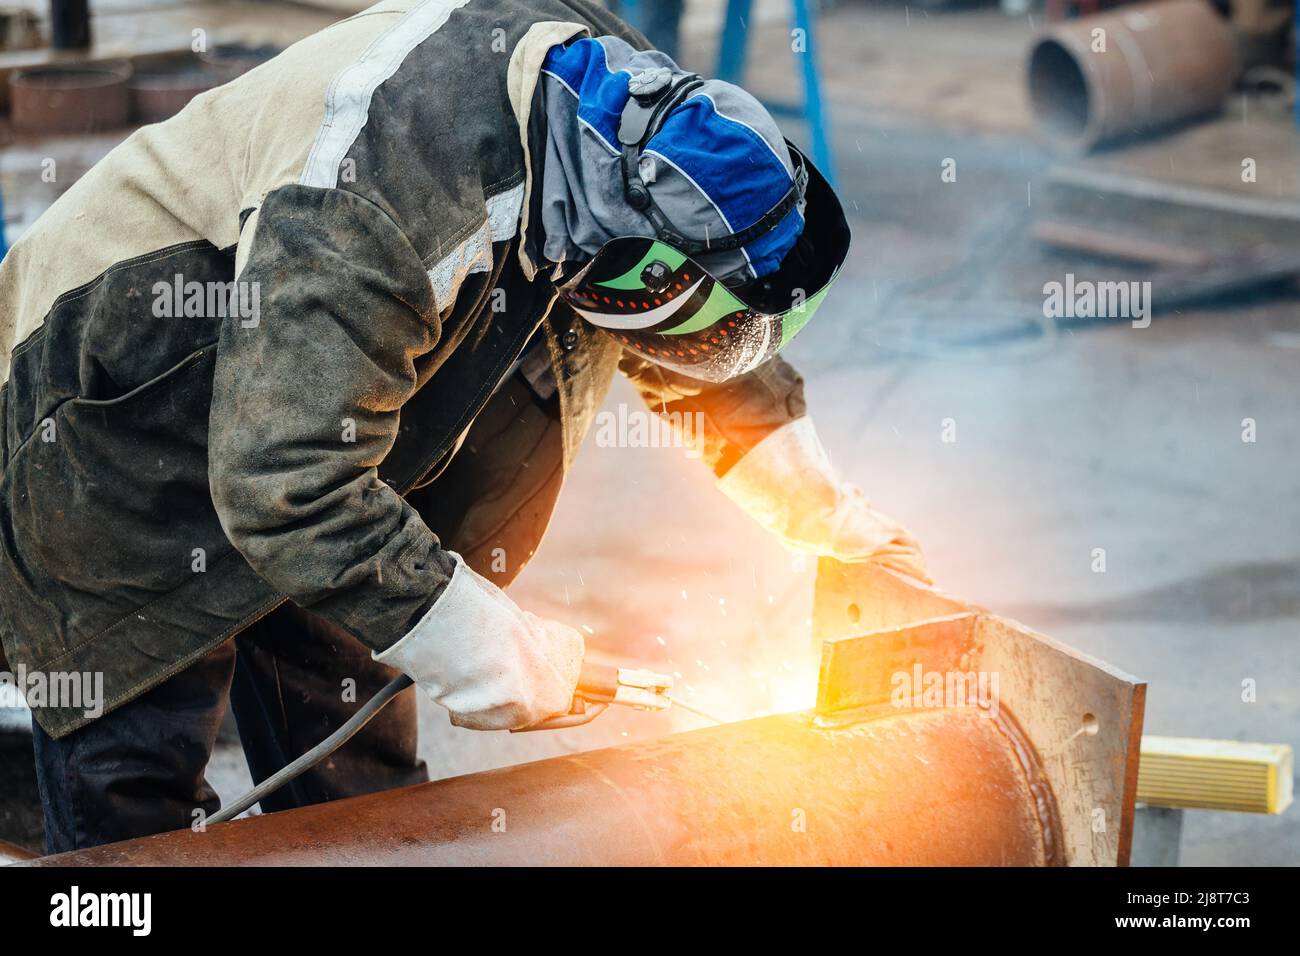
[1138,736,1294,814]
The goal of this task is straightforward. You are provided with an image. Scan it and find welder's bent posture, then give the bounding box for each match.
[0,0,927,851]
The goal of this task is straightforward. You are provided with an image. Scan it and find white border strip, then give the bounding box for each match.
[643,147,754,273]
[571,277,707,330]
[301,0,475,189]
[691,91,793,176]
[425,181,526,306]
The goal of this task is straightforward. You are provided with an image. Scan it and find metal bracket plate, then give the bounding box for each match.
[813,560,1147,867]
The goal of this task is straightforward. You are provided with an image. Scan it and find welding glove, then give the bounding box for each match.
[373,552,582,730]
[716,417,931,584]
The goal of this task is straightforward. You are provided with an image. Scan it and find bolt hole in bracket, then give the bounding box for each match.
[813,559,1146,866]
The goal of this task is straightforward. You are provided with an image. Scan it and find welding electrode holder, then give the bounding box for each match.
[512,662,673,732]
[208,662,672,823]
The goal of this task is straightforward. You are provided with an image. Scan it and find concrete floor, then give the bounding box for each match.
[2,3,1296,864]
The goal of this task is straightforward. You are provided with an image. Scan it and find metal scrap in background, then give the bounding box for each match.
[1028,0,1238,152]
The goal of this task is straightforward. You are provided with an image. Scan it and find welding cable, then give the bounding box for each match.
[207,674,414,825]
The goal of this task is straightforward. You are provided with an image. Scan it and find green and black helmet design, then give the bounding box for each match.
[559,142,850,383]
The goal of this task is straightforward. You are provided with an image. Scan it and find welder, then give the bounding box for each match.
[0,0,927,852]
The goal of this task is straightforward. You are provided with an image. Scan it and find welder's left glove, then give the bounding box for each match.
[716,417,932,583]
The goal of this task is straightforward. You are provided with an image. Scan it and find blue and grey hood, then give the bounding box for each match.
[536,36,850,383]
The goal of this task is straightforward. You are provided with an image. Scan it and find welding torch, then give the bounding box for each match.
[512,662,673,730]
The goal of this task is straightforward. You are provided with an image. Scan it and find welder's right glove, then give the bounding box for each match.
[373,552,583,731]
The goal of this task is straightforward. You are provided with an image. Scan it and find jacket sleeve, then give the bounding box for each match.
[618,353,808,477]
[208,184,455,652]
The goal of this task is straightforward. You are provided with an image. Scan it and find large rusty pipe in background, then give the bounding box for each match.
[1028,0,1237,152]
[27,708,1061,866]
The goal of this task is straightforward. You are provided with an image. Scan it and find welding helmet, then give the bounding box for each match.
[556,66,851,384]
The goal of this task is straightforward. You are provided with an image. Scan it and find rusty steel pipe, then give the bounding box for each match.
[1028,0,1237,152]
[26,708,1062,867]
[9,60,132,135]
[0,839,36,864]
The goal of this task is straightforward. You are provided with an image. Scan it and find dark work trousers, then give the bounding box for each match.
[30,370,565,854]
[30,605,428,854]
